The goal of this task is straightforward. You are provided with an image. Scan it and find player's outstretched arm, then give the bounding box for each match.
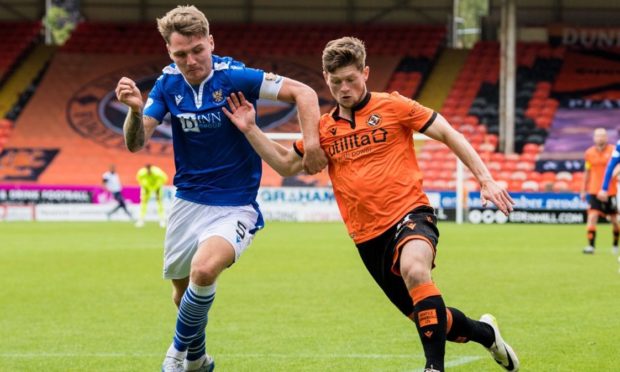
[424,113,515,215]
[276,78,327,175]
[115,77,159,152]
[223,92,303,177]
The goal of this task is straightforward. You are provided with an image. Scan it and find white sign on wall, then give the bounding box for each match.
[256,187,342,222]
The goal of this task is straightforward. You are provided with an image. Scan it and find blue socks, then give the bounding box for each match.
[172,282,216,360]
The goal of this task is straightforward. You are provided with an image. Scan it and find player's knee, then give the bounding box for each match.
[400,243,433,287]
[400,251,432,286]
[402,265,431,287]
[190,262,220,285]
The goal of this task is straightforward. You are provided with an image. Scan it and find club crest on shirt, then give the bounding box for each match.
[367,113,382,127]
[212,89,224,103]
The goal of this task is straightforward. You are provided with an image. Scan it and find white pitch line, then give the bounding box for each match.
[221,353,419,359]
[445,356,484,367]
[0,352,482,365]
[0,352,415,359]
[0,352,160,358]
[409,356,484,372]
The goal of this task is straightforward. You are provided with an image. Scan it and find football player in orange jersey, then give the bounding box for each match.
[223,37,517,372]
[581,128,619,254]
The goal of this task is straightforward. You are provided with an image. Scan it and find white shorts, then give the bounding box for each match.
[163,198,264,279]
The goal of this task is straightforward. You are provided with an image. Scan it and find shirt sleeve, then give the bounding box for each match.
[293,139,304,158]
[143,76,167,122]
[601,141,620,192]
[390,92,436,132]
[227,67,269,101]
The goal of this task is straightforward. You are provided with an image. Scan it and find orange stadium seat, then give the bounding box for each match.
[541,172,557,183]
[464,179,480,191]
[508,180,523,192]
[552,180,570,192]
[521,180,540,192]
[522,143,540,154]
[510,171,528,181]
[515,161,535,171]
[555,171,573,182]
[527,171,542,183]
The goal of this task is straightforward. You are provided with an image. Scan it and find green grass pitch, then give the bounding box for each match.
[1,221,619,371]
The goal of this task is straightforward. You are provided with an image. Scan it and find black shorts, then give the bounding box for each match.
[355,205,440,318]
[588,194,618,216]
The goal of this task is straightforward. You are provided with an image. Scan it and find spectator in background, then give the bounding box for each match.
[136,163,168,228]
[102,164,133,221]
[581,128,619,254]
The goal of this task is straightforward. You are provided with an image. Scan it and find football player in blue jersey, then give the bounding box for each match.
[597,131,620,255]
[598,133,620,201]
[115,5,327,372]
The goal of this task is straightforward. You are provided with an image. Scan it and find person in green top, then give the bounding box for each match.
[136,164,169,228]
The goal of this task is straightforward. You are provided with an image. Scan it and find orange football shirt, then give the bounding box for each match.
[584,144,617,195]
[295,92,436,243]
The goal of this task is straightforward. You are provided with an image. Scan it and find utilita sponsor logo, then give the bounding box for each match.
[327,128,387,156]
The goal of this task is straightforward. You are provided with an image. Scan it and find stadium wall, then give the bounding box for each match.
[0,184,598,224]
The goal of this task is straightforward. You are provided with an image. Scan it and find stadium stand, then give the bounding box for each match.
[1,22,445,187]
[61,23,445,58]
[541,48,620,164]
[416,41,583,192]
[0,119,12,152]
[0,21,42,84]
[4,20,605,193]
[0,44,55,120]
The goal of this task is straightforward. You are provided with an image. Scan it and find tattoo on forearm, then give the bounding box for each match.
[124,110,145,150]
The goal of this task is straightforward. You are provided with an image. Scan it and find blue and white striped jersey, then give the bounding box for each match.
[144,55,282,206]
[601,139,620,192]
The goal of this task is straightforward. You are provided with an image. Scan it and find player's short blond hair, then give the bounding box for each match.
[157,5,209,44]
[322,37,366,73]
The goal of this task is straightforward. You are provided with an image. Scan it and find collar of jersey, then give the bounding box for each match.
[331,91,371,120]
[182,69,215,109]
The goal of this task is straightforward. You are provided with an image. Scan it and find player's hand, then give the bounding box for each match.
[480,180,515,216]
[223,92,256,134]
[302,145,328,175]
[596,190,609,202]
[115,77,143,112]
[580,191,586,201]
